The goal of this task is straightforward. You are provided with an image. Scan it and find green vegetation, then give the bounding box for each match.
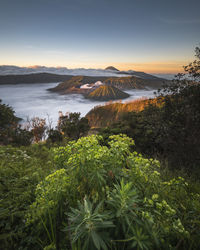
[0,99,33,146]
[57,112,90,140]
[0,144,54,249]
[0,135,200,249]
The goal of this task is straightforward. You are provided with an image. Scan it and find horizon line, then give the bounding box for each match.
[0,64,184,75]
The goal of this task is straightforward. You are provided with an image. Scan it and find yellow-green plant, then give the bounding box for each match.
[26,134,200,249]
[26,169,70,249]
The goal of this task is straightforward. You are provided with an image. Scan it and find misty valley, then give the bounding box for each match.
[0,82,156,126]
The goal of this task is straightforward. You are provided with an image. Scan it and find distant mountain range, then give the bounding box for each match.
[0,65,174,80]
[0,65,128,77]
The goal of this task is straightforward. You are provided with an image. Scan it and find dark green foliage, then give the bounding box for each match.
[0,135,200,249]
[153,82,200,168]
[25,135,199,249]
[0,99,20,145]
[0,100,33,146]
[0,99,19,128]
[183,46,200,79]
[47,129,63,144]
[12,127,33,146]
[0,144,54,249]
[66,198,114,250]
[57,112,90,140]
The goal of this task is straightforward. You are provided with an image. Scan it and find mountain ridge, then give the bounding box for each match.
[0,65,167,80]
[0,73,73,85]
[49,75,168,95]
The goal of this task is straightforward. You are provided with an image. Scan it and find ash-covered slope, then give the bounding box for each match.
[49,75,167,94]
[104,76,165,89]
[86,85,129,101]
[48,76,109,94]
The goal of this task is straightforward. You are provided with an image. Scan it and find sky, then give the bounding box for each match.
[0,0,200,74]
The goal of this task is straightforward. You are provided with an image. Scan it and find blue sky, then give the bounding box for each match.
[0,0,200,73]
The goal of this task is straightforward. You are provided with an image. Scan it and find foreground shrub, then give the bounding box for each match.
[0,145,54,250]
[26,134,200,249]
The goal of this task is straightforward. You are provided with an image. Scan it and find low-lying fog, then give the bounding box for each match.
[0,82,156,127]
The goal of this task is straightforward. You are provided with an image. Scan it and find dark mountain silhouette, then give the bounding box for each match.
[0,73,73,85]
[105,66,119,71]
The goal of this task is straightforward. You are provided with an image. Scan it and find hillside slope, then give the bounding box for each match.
[87,85,130,101]
[86,98,154,127]
[50,75,168,94]
[104,76,166,89]
[48,75,108,93]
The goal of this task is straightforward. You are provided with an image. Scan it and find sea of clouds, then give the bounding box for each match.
[0,82,155,127]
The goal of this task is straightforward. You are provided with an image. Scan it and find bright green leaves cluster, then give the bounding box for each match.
[108,134,134,157]
[27,169,69,224]
[108,179,139,219]
[24,134,200,249]
[26,169,70,249]
[53,135,135,201]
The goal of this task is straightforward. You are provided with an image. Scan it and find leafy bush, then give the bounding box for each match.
[27,169,70,249]
[57,112,90,140]
[0,100,33,146]
[0,144,54,250]
[1,134,199,249]
[47,129,63,144]
[26,134,200,249]
[0,99,20,145]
